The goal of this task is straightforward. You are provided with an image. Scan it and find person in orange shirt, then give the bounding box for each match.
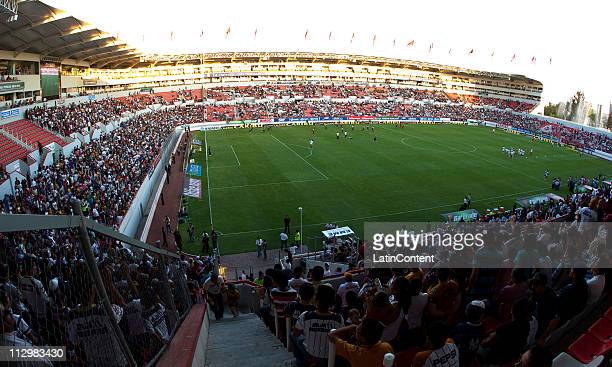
[328,318,393,367]
[427,269,461,324]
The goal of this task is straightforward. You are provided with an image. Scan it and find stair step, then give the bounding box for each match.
[205,313,294,367]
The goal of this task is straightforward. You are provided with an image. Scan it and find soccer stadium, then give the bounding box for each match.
[0,1,610,366]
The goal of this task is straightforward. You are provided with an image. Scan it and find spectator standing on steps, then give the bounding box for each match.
[204,273,225,320]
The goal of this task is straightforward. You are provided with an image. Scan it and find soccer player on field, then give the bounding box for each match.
[336,132,340,140]
[344,131,348,138]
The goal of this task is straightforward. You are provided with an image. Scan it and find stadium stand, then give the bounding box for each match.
[0,119,68,148]
[0,133,28,168]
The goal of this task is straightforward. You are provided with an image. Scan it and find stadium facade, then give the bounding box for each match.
[2,50,543,109]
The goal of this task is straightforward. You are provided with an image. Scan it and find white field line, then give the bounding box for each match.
[209,164,240,169]
[230,144,241,166]
[204,130,213,226]
[271,134,329,180]
[213,177,328,190]
[218,187,548,237]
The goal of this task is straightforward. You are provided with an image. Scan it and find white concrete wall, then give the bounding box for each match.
[13,75,40,92]
[61,75,84,89]
[191,308,210,367]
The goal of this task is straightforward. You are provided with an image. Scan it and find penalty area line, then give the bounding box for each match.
[230,144,241,166]
[271,134,329,180]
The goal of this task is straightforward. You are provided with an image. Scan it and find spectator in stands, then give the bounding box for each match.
[257,275,275,332]
[450,300,486,366]
[285,283,316,321]
[528,272,560,343]
[293,285,343,367]
[254,271,264,286]
[226,283,241,317]
[289,266,309,290]
[310,266,331,293]
[18,257,49,321]
[427,268,461,324]
[271,270,298,298]
[586,266,605,304]
[328,318,393,367]
[0,263,26,315]
[557,268,588,323]
[412,321,459,367]
[0,303,53,366]
[141,287,171,345]
[480,298,532,365]
[336,272,359,311]
[520,345,553,367]
[402,276,428,348]
[365,292,403,347]
[204,273,225,320]
[497,268,530,322]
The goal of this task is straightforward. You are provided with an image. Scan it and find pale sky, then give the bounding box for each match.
[48,0,611,107]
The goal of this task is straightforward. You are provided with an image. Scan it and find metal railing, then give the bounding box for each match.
[0,199,193,367]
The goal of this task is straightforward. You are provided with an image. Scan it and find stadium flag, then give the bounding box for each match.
[490,50,495,57]
[225,26,231,39]
[448,48,452,55]
[328,31,333,41]
[406,39,415,47]
[428,42,434,52]
[372,34,377,46]
[393,38,396,47]
[254,28,258,39]
[170,31,175,41]
[200,29,205,39]
[351,32,356,43]
[304,29,309,40]
[531,56,536,64]
[511,54,516,62]
[468,48,474,55]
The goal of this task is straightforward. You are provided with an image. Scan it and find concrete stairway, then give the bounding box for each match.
[205,313,295,367]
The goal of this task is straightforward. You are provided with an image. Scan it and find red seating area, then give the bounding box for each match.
[567,307,612,363]
[1,119,67,148]
[0,133,27,167]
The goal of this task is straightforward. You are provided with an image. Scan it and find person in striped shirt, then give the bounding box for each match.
[293,285,343,367]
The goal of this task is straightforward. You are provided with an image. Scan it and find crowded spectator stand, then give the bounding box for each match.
[0,199,196,366]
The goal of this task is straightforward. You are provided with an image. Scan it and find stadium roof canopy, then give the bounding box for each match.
[0,0,141,68]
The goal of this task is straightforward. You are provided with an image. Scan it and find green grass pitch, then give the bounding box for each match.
[178,123,611,255]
